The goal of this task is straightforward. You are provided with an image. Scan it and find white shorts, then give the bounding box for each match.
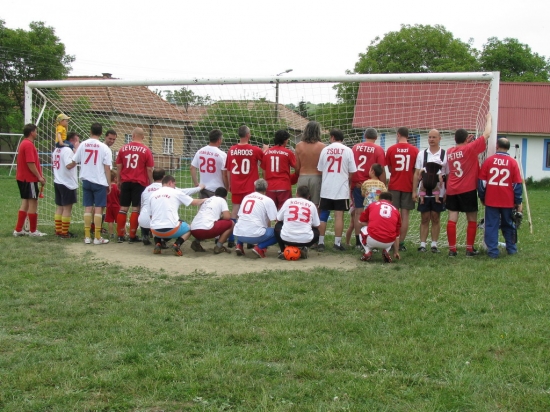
[360,226,393,252]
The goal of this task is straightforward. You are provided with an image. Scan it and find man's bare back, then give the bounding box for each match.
[296,141,326,175]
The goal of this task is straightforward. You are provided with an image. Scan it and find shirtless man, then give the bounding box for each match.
[295,121,325,208]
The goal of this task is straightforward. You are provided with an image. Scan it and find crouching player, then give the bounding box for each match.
[359,191,401,263]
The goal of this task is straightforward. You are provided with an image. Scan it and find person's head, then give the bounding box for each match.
[302,121,321,143]
[397,127,409,141]
[363,128,378,141]
[427,129,441,147]
[369,163,383,179]
[330,128,344,142]
[152,168,166,182]
[132,127,145,142]
[91,123,103,137]
[67,131,80,149]
[274,129,290,146]
[56,113,70,127]
[254,178,268,193]
[454,128,469,144]
[23,123,37,138]
[238,125,250,140]
[215,187,228,198]
[296,185,310,200]
[110,169,117,183]
[104,130,117,147]
[162,175,176,187]
[379,191,392,202]
[496,137,511,152]
[209,129,223,145]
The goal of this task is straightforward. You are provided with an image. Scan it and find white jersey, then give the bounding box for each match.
[277,197,320,243]
[317,141,356,199]
[149,186,193,229]
[52,146,78,190]
[73,138,112,186]
[191,145,227,192]
[190,196,229,230]
[233,192,277,238]
[138,182,162,228]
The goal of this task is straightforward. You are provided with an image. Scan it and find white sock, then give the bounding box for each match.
[431,241,437,248]
[335,236,342,246]
[420,242,426,248]
[318,236,325,244]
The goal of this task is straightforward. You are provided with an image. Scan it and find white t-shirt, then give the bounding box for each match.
[233,192,277,238]
[73,138,112,186]
[149,186,193,229]
[52,147,78,190]
[191,145,227,192]
[138,182,162,228]
[414,148,448,196]
[317,142,357,199]
[191,196,229,230]
[277,197,320,243]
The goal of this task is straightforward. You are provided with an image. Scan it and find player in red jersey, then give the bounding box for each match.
[115,127,154,243]
[351,128,386,249]
[358,191,401,263]
[478,137,522,258]
[224,125,266,247]
[261,129,296,209]
[385,127,419,251]
[445,113,492,257]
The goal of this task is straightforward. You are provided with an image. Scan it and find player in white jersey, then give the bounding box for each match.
[52,132,80,238]
[70,123,112,245]
[232,179,278,258]
[190,129,228,198]
[275,185,321,259]
[316,128,357,251]
[149,175,205,256]
[190,187,234,254]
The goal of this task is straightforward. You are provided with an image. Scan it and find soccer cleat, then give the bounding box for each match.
[300,247,308,259]
[316,244,326,252]
[59,232,77,239]
[235,244,245,256]
[360,251,373,262]
[172,244,183,256]
[13,229,28,237]
[465,249,479,257]
[382,249,393,263]
[398,243,407,252]
[93,237,109,245]
[214,245,231,254]
[448,249,458,257]
[84,237,92,244]
[252,246,267,258]
[417,246,427,252]
[29,230,47,237]
[153,243,162,254]
[142,235,151,246]
[333,243,346,251]
[191,239,205,252]
[431,246,441,253]
[117,236,126,243]
[227,241,236,248]
[128,236,141,244]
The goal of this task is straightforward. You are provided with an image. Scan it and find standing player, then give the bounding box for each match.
[224,125,265,247]
[190,129,227,198]
[385,127,419,251]
[71,123,112,244]
[115,127,154,243]
[52,131,80,238]
[351,128,386,249]
[261,129,296,209]
[445,113,492,257]
[317,128,357,251]
[295,121,325,209]
[13,124,47,237]
[478,137,522,258]
[104,129,118,149]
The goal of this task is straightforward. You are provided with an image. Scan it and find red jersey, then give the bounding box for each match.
[351,142,386,186]
[107,182,120,208]
[115,142,154,187]
[359,199,401,243]
[16,139,41,182]
[261,146,296,191]
[385,142,419,192]
[225,144,264,195]
[446,137,486,195]
[479,153,522,208]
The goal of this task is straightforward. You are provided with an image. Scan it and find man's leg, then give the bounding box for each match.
[333,210,344,246]
[129,206,140,239]
[419,211,430,248]
[447,211,459,254]
[15,198,29,233]
[55,205,63,235]
[227,203,240,246]
[430,211,441,251]
[500,208,517,255]
[399,208,410,247]
[465,211,478,253]
[483,206,500,258]
[61,204,73,236]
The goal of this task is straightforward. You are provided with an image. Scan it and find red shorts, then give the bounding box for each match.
[104,205,120,223]
[266,190,291,210]
[191,219,233,240]
[230,192,250,205]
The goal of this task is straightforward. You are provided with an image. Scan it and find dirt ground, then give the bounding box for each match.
[65,240,363,276]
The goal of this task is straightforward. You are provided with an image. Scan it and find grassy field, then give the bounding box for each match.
[0,172,549,411]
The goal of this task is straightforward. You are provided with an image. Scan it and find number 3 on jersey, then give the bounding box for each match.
[394,154,411,171]
[288,205,311,223]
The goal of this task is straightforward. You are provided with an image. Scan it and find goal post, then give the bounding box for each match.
[25,72,499,246]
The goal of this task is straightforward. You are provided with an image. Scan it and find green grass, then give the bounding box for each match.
[0,172,549,411]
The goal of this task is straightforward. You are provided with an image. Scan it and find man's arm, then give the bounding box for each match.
[116,163,122,188]
[104,164,112,194]
[221,210,231,220]
[482,113,492,141]
[27,163,45,184]
[412,168,421,202]
[147,167,154,185]
[190,198,206,207]
[190,165,199,187]
[223,170,230,192]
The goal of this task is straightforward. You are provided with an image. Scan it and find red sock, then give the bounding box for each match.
[15,210,27,232]
[447,221,457,251]
[117,211,127,236]
[28,213,38,233]
[129,211,139,238]
[466,221,477,251]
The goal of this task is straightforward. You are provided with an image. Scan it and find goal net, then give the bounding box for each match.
[25,72,498,246]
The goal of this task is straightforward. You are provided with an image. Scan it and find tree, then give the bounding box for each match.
[0,20,74,150]
[165,87,212,112]
[480,37,550,82]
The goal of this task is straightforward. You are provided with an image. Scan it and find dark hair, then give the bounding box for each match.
[153,168,166,181]
[497,137,511,151]
[105,129,117,137]
[91,123,103,136]
[23,123,37,137]
[274,129,290,146]
[330,128,344,142]
[302,121,321,143]
[370,163,383,178]
[238,125,250,138]
[296,185,310,199]
[215,187,228,198]
[162,175,175,185]
[209,129,223,143]
[379,191,392,201]
[397,127,409,138]
[455,128,468,144]
[363,128,378,140]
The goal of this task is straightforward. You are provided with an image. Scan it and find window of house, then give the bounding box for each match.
[544,139,550,171]
[124,134,132,144]
[379,133,386,150]
[163,137,174,154]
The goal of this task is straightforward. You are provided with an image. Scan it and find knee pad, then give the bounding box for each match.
[320,210,330,223]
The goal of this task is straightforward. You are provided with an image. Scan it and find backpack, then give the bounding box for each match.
[421,149,445,195]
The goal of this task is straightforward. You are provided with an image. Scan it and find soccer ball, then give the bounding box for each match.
[283,246,301,261]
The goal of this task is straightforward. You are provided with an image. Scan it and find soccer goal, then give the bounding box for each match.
[25,72,499,246]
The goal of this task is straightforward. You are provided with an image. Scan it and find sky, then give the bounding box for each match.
[3,0,550,82]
